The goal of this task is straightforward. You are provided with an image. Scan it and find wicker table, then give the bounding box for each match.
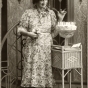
[51,45,83,88]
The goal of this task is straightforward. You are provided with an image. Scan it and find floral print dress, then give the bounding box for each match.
[19,6,57,87]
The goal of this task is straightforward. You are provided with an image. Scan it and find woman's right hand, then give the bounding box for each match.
[28,32,38,39]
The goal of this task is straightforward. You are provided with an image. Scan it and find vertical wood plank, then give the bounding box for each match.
[67,0,74,21]
[0,0,2,88]
[67,0,74,45]
[87,0,88,88]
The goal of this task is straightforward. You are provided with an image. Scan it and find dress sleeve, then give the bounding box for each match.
[18,10,29,33]
[50,10,60,38]
[50,10,57,31]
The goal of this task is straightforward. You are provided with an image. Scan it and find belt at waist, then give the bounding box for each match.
[36,32,51,34]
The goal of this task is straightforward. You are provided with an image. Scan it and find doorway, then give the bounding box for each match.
[53,0,67,45]
[1,0,7,87]
[1,0,7,63]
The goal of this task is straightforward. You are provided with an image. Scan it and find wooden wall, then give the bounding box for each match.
[7,0,33,29]
[7,0,33,79]
[73,0,87,82]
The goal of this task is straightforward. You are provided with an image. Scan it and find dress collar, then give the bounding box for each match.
[34,4,49,15]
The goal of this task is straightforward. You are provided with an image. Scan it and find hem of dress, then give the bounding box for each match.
[21,84,53,88]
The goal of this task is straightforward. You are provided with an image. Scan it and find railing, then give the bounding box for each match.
[1,21,24,88]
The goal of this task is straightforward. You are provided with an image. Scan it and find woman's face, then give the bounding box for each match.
[38,0,48,9]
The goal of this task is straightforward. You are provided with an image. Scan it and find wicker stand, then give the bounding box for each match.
[51,45,83,88]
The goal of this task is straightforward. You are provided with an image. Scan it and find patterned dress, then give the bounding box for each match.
[19,6,57,87]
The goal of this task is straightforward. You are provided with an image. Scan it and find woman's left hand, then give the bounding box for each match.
[57,9,67,21]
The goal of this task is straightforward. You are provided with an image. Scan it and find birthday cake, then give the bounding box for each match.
[57,22,77,38]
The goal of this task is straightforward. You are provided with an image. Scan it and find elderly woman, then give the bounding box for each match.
[18,0,66,88]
